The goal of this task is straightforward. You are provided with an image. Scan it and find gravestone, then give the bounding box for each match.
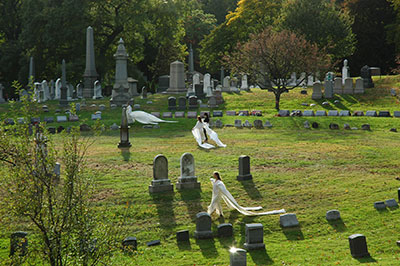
[167,61,186,93]
[226,111,237,116]
[122,237,137,251]
[83,26,98,99]
[80,124,91,131]
[230,248,247,266]
[99,104,106,111]
[343,78,353,94]
[158,75,170,93]
[0,83,5,103]
[378,111,391,117]
[244,223,265,250]
[349,234,370,258]
[343,124,351,130]
[235,120,243,129]
[243,120,252,128]
[280,213,299,227]
[10,231,28,256]
[187,111,197,119]
[147,240,160,246]
[339,110,351,116]
[44,117,54,123]
[195,84,205,99]
[194,212,213,239]
[303,110,315,117]
[213,110,223,117]
[312,82,323,100]
[203,73,211,94]
[366,111,377,117]
[176,230,189,242]
[304,121,310,129]
[151,112,160,118]
[208,96,218,108]
[178,97,187,111]
[238,110,249,116]
[315,110,327,116]
[176,153,200,190]
[218,223,233,238]
[333,78,342,94]
[237,155,252,181]
[110,38,131,106]
[188,96,198,109]
[141,86,147,99]
[278,110,290,117]
[110,123,119,130]
[329,123,339,130]
[361,124,370,131]
[93,80,103,99]
[48,127,56,134]
[391,88,397,96]
[69,114,79,122]
[215,119,223,128]
[214,90,224,104]
[241,75,249,91]
[360,66,374,88]
[253,120,263,129]
[385,199,398,207]
[57,116,68,122]
[328,110,339,116]
[223,76,230,91]
[54,163,61,179]
[162,112,172,118]
[374,201,386,210]
[353,111,364,116]
[393,111,400,118]
[168,97,177,110]
[326,210,341,221]
[264,121,273,128]
[342,59,350,83]
[174,111,185,118]
[324,73,334,98]
[91,113,101,120]
[354,78,364,94]
[148,154,173,193]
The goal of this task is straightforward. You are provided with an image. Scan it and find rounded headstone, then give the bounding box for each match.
[326,210,341,221]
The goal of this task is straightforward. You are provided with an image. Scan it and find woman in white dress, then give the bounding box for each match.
[192,116,226,149]
[207,172,285,217]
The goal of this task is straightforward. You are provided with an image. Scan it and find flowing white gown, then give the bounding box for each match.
[207,178,286,217]
[192,120,226,149]
[126,105,177,125]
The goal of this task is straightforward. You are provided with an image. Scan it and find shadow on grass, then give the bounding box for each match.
[120,148,131,162]
[151,192,176,229]
[341,94,358,104]
[328,218,347,232]
[228,210,239,225]
[239,216,257,245]
[217,235,235,248]
[178,189,203,222]
[389,206,399,211]
[282,226,304,241]
[195,238,219,258]
[177,240,191,251]
[327,98,349,110]
[355,256,377,263]
[239,179,262,200]
[249,248,274,265]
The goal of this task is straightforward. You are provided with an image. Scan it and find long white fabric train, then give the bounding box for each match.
[207,178,285,217]
[192,120,226,149]
[126,105,178,125]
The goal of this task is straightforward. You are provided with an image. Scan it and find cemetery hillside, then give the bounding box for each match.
[1,75,400,265]
[3,0,400,265]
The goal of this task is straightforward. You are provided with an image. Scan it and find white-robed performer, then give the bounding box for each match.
[207,171,285,217]
[126,104,178,125]
[192,116,226,149]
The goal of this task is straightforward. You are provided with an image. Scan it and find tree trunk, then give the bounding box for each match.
[275,93,281,111]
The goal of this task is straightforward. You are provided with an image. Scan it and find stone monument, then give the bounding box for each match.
[194,212,213,239]
[342,59,349,85]
[59,60,69,107]
[118,107,131,148]
[111,38,131,106]
[360,65,374,88]
[244,223,265,250]
[311,81,323,100]
[237,155,252,181]
[0,83,5,103]
[241,75,249,91]
[149,154,174,193]
[167,61,186,94]
[176,153,200,190]
[83,26,98,99]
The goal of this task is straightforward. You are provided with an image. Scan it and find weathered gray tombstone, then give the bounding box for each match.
[303,110,315,117]
[280,213,299,227]
[343,123,351,130]
[110,38,131,106]
[208,96,218,108]
[333,78,343,94]
[349,234,370,258]
[253,120,263,129]
[122,237,137,252]
[354,78,364,94]
[378,111,391,117]
[278,110,290,117]
[361,124,370,131]
[194,212,213,239]
[385,199,398,208]
[343,78,353,94]
[162,112,172,118]
[149,154,173,193]
[168,97,177,110]
[213,110,223,117]
[167,61,186,94]
[324,73,334,98]
[54,162,61,180]
[328,110,339,116]
[10,231,28,257]
[215,119,223,128]
[82,26,98,99]
[187,111,197,118]
[315,110,327,116]
[339,110,351,116]
[244,223,265,250]
[365,111,377,117]
[234,120,243,128]
[141,86,147,99]
[158,75,170,93]
[214,90,224,104]
[243,120,252,128]
[188,96,198,109]
[226,111,236,116]
[360,65,374,88]
[230,248,247,266]
[176,153,200,190]
[176,230,189,242]
[44,117,54,123]
[237,155,252,181]
[312,81,323,100]
[178,96,187,111]
[174,111,185,118]
[218,223,233,238]
[57,116,68,122]
[326,210,341,221]
[264,121,273,128]
[374,201,386,210]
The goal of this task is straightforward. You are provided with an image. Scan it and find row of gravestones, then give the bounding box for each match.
[303,121,372,131]
[167,95,224,110]
[279,110,397,117]
[312,77,366,100]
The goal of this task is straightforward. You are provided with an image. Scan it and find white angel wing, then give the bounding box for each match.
[127,110,178,125]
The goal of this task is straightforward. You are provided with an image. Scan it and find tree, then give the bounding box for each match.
[279,0,356,62]
[345,0,396,75]
[200,0,238,24]
[0,83,118,266]
[225,28,331,110]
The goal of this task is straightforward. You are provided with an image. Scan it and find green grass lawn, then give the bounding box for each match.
[1,76,400,265]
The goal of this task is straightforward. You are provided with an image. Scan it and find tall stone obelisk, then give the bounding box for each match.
[83,26,98,99]
[60,59,68,107]
[188,44,194,73]
[110,38,130,106]
[28,57,35,83]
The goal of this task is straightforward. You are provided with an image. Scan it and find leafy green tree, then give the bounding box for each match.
[225,28,331,110]
[200,0,238,24]
[280,0,355,62]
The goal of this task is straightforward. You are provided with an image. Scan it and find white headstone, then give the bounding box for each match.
[354,78,364,94]
[42,80,50,101]
[342,59,349,85]
[223,76,230,91]
[55,78,61,100]
[240,75,248,91]
[192,73,200,92]
[93,80,103,99]
[203,73,211,93]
